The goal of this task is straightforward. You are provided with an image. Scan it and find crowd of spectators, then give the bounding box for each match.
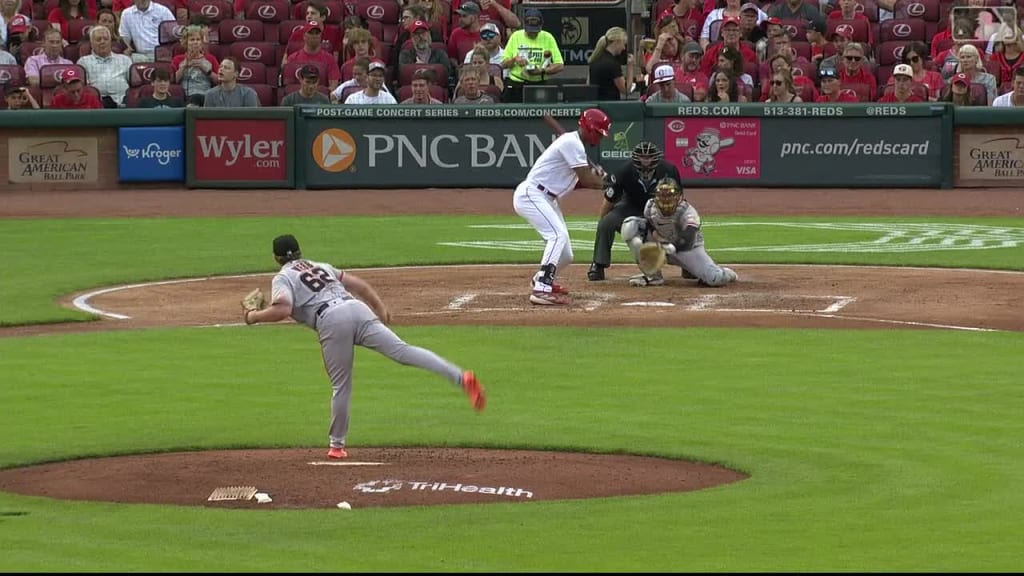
[1,0,1023,108]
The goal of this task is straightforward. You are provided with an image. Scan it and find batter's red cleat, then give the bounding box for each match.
[529,291,571,306]
[327,447,348,459]
[462,370,486,412]
[550,283,569,294]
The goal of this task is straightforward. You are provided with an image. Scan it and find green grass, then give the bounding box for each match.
[1,215,1022,326]
[0,326,1021,571]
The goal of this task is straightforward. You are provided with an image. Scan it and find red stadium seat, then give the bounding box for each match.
[18,42,45,61]
[875,40,910,65]
[855,0,880,22]
[879,81,928,100]
[356,0,399,24]
[189,0,232,22]
[244,0,290,23]
[894,0,940,21]
[39,63,85,89]
[827,18,870,43]
[125,83,186,107]
[281,59,329,85]
[286,40,335,57]
[277,19,306,43]
[236,60,268,83]
[876,63,894,85]
[340,57,357,80]
[968,82,988,105]
[248,83,277,105]
[791,59,818,81]
[159,20,185,45]
[790,40,811,60]
[397,83,448,102]
[129,62,173,87]
[277,83,331,102]
[778,19,808,42]
[839,81,872,101]
[67,19,96,43]
[218,19,265,43]
[155,44,176,62]
[229,41,278,65]
[45,84,100,108]
[399,62,447,86]
[0,65,26,86]
[879,18,926,42]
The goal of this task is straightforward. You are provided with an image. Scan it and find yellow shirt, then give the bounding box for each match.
[503,30,562,83]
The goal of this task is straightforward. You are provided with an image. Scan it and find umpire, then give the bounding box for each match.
[587,142,681,281]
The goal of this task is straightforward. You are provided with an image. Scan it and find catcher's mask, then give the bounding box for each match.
[654,178,683,216]
[632,141,663,180]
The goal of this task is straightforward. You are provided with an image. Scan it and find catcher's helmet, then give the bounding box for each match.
[654,177,683,216]
[578,108,611,147]
[632,141,663,180]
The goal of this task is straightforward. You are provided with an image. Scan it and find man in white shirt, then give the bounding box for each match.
[344,60,397,104]
[77,25,133,107]
[119,0,175,63]
[993,67,1024,107]
[645,64,690,103]
[24,28,72,87]
[512,108,611,305]
[330,56,391,102]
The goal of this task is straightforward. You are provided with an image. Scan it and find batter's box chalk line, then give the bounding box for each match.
[686,293,856,313]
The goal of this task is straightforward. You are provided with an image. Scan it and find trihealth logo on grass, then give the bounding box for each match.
[118,127,184,182]
[353,479,533,498]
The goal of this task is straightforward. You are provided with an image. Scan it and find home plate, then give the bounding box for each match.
[308,461,389,466]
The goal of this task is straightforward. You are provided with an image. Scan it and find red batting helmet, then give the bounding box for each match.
[578,108,611,147]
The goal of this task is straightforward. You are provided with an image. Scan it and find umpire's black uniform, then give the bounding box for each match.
[589,160,681,275]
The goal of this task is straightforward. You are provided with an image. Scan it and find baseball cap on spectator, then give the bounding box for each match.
[652,64,675,84]
[763,16,782,28]
[299,63,320,79]
[61,68,83,84]
[819,68,839,79]
[367,60,386,74]
[523,9,543,33]
[480,22,499,39]
[682,41,702,55]
[456,1,481,15]
[740,2,759,12]
[8,14,29,33]
[893,63,913,78]
[302,20,323,33]
[830,28,853,40]
[408,19,430,33]
[952,72,969,85]
[721,15,740,27]
[807,19,827,34]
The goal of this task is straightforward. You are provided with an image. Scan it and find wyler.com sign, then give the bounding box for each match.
[118,126,184,182]
[8,137,98,183]
[186,109,294,188]
[300,105,583,188]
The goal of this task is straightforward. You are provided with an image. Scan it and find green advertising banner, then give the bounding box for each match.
[645,103,953,188]
[298,105,596,188]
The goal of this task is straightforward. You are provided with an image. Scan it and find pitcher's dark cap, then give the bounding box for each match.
[273,234,301,257]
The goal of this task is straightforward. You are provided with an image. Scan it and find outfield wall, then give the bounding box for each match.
[4,103,1024,192]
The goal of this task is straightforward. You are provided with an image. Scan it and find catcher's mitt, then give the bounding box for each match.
[241,288,266,324]
[637,242,667,276]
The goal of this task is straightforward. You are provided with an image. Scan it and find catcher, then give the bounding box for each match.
[621,177,738,287]
[240,234,486,461]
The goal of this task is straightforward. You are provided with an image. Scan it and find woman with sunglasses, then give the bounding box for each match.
[887,41,942,101]
[765,69,802,102]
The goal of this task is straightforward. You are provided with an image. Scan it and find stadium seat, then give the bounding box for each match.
[839,81,872,101]
[876,40,911,65]
[397,83,448,102]
[277,20,306,43]
[244,0,291,23]
[248,83,277,105]
[129,62,174,87]
[827,18,870,43]
[356,0,399,24]
[0,65,26,87]
[218,19,266,43]
[399,62,447,86]
[229,41,279,65]
[968,82,988,105]
[45,84,100,108]
[894,0,940,21]
[879,18,926,42]
[277,83,331,102]
[879,82,928,100]
[39,63,86,89]
[159,20,185,45]
[778,19,808,42]
[188,0,233,22]
[281,60,329,85]
[67,19,96,43]
[236,60,268,83]
[125,83,186,107]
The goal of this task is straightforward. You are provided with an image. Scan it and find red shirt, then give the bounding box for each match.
[47,3,95,39]
[288,48,341,83]
[839,66,877,96]
[288,26,343,54]
[700,42,757,76]
[991,51,1024,85]
[50,88,103,109]
[448,27,481,60]
[171,53,220,77]
[931,29,952,60]
[816,91,859,103]
[827,11,873,45]
[662,7,705,42]
[878,92,924,103]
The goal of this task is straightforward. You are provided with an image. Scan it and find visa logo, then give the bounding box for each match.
[736,166,757,175]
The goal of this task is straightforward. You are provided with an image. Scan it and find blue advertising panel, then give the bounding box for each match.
[118,126,185,182]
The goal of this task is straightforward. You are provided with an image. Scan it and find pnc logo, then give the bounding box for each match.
[313,128,356,172]
[256,4,277,19]
[366,3,385,19]
[232,24,251,38]
[892,23,912,37]
[242,46,263,59]
[200,4,219,17]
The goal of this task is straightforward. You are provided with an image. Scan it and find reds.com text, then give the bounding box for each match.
[779,139,931,158]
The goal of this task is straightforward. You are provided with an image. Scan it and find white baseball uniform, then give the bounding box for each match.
[271,258,465,450]
[512,131,589,292]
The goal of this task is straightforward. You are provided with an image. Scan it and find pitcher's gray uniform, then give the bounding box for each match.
[271,257,470,452]
[621,177,737,287]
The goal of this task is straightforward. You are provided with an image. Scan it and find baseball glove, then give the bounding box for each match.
[637,242,667,276]
[241,287,266,319]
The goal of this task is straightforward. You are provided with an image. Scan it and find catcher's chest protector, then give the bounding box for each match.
[644,201,703,245]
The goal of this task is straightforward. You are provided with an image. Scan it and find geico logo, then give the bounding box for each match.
[232,25,251,38]
[367,4,385,19]
[601,150,630,159]
[892,23,912,37]
[906,2,925,16]
[238,67,252,79]
[836,24,854,36]
[200,4,219,16]
[243,46,263,59]
[363,133,558,168]
[256,4,276,18]
[197,134,284,166]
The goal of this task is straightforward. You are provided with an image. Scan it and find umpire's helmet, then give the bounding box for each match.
[632,142,663,180]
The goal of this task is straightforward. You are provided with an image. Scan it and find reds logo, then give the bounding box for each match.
[905,2,926,16]
[242,46,263,59]
[238,66,252,80]
[836,23,855,37]
[232,24,251,38]
[291,23,303,34]
[199,3,220,17]
[784,24,798,37]
[667,119,686,133]
[840,88,858,99]
[684,23,697,37]
[366,3,385,20]
[891,23,912,38]
[256,4,277,19]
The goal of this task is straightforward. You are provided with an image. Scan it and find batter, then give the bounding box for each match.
[242,234,486,460]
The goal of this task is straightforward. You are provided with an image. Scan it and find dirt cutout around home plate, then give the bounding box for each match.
[0,187,1021,509]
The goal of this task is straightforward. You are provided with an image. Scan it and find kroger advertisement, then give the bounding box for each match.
[118,127,185,182]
